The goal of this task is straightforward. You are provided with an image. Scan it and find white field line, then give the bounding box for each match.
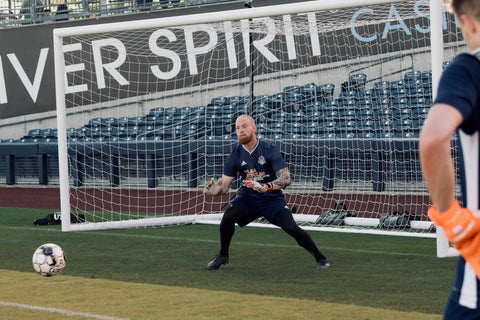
[4,225,438,258]
[0,301,129,320]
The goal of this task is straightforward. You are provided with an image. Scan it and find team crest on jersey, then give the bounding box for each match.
[258,156,266,165]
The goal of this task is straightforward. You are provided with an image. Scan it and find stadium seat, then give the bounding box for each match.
[110,126,129,138]
[283,122,304,134]
[372,98,390,109]
[392,108,412,120]
[210,96,227,106]
[300,83,318,102]
[348,73,367,92]
[355,97,373,109]
[324,110,338,120]
[192,105,206,115]
[356,108,374,120]
[390,82,407,98]
[27,128,42,138]
[375,107,393,119]
[224,96,241,106]
[335,120,357,134]
[404,70,422,85]
[337,109,355,120]
[316,83,335,102]
[149,107,165,116]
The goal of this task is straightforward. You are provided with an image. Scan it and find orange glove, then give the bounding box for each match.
[428,201,480,279]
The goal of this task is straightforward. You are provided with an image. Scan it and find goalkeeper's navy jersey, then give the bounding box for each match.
[223,138,287,199]
[434,51,480,312]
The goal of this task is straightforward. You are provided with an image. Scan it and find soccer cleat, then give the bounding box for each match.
[207,254,229,270]
[317,259,331,269]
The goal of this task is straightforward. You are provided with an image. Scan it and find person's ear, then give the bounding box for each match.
[459,14,477,34]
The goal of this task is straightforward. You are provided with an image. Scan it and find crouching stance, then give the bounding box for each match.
[204,115,330,270]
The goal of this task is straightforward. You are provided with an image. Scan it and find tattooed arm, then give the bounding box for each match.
[271,167,291,190]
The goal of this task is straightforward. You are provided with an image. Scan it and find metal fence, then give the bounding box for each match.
[0,0,236,26]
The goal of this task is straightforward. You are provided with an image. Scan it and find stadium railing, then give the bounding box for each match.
[0,0,238,27]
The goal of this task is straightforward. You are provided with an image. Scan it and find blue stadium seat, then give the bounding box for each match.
[209,115,234,136]
[404,70,422,85]
[392,108,412,120]
[115,117,129,127]
[224,96,241,106]
[149,107,165,116]
[316,83,335,102]
[390,82,407,98]
[324,110,338,120]
[283,122,305,135]
[191,105,206,115]
[372,98,390,109]
[337,109,355,120]
[210,96,227,106]
[375,107,393,119]
[110,126,129,138]
[335,120,357,134]
[421,71,432,87]
[356,108,374,120]
[300,83,318,102]
[348,73,367,92]
[27,128,42,138]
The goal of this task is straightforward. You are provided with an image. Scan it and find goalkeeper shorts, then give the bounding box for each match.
[231,194,290,226]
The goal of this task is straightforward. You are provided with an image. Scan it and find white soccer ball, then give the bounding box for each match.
[32,243,66,277]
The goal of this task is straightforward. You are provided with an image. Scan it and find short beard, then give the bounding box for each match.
[238,134,252,145]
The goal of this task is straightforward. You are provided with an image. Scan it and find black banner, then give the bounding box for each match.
[0,0,461,119]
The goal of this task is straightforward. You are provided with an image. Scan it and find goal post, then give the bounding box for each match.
[53,0,463,257]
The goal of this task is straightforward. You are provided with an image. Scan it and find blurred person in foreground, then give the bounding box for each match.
[419,0,480,318]
[204,114,330,270]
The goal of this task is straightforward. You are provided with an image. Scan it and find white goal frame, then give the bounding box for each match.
[53,0,457,258]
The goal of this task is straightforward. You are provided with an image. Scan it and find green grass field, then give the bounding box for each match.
[0,207,457,319]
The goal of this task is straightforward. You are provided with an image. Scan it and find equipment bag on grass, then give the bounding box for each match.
[378,211,414,229]
[316,201,356,226]
[34,212,86,226]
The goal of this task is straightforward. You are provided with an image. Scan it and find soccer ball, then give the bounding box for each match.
[32,243,66,276]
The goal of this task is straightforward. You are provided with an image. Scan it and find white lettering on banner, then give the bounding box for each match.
[252,18,280,63]
[63,43,88,94]
[241,19,250,66]
[0,56,6,104]
[92,38,129,89]
[7,48,49,103]
[149,29,182,80]
[298,12,321,56]
[184,24,218,75]
[224,21,238,69]
[283,15,296,60]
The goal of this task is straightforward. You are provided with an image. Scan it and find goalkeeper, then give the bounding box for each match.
[419,0,480,317]
[204,114,330,270]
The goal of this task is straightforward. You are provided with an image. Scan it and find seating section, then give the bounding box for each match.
[7,69,433,143]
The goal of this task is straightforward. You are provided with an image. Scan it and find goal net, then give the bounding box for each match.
[53,0,464,248]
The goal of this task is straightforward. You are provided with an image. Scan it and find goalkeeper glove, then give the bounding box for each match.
[242,180,273,193]
[428,201,480,279]
[203,177,223,196]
